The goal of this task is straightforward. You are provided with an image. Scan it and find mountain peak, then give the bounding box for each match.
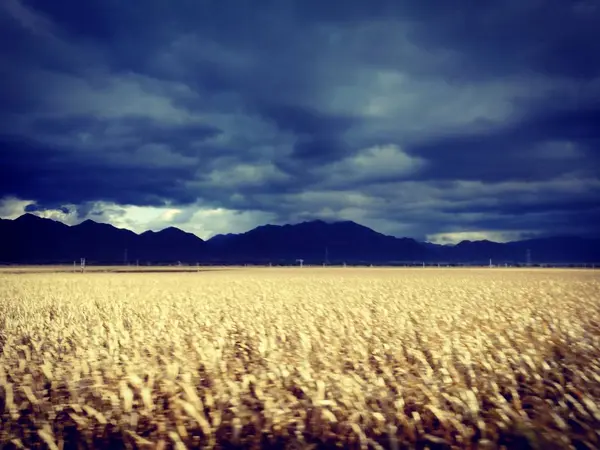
[296,219,364,228]
[456,239,498,247]
[15,213,46,222]
[158,226,187,234]
[75,219,118,230]
[151,226,204,242]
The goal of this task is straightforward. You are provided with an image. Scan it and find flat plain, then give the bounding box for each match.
[0,268,599,449]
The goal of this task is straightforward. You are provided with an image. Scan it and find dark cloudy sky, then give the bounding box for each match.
[1,0,599,242]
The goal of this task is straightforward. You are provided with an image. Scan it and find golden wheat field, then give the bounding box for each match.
[0,268,599,450]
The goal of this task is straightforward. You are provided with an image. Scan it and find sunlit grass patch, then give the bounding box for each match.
[0,269,599,449]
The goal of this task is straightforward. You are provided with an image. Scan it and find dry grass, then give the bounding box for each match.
[0,268,599,449]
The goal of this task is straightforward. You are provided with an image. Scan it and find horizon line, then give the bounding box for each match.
[1,212,596,246]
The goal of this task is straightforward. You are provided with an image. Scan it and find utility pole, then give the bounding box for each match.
[526,249,532,267]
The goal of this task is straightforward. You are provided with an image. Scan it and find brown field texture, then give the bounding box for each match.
[0,268,599,449]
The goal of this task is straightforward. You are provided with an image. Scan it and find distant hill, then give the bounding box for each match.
[205,220,425,263]
[138,227,206,262]
[425,236,600,264]
[0,214,598,264]
[0,214,205,264]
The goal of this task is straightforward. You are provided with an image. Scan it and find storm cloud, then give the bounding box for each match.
[1,0,599,241]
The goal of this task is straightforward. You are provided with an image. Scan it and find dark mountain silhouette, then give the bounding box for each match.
[504,236,600,264]
[426,236,600,264]
[0,214,71,262]
[0,214,205,264]
[449,239,511,262]
[0,214,598,264]
[138,227,206,262]
[69,219,138,262]
[205,220,425,263]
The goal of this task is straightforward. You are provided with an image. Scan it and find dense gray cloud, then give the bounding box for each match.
[1,0,599,241]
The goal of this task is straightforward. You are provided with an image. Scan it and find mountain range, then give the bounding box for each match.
[0,214,598,265]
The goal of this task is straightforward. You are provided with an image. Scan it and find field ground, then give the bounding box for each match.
[0,265,596,274]
[1,268,599,449]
